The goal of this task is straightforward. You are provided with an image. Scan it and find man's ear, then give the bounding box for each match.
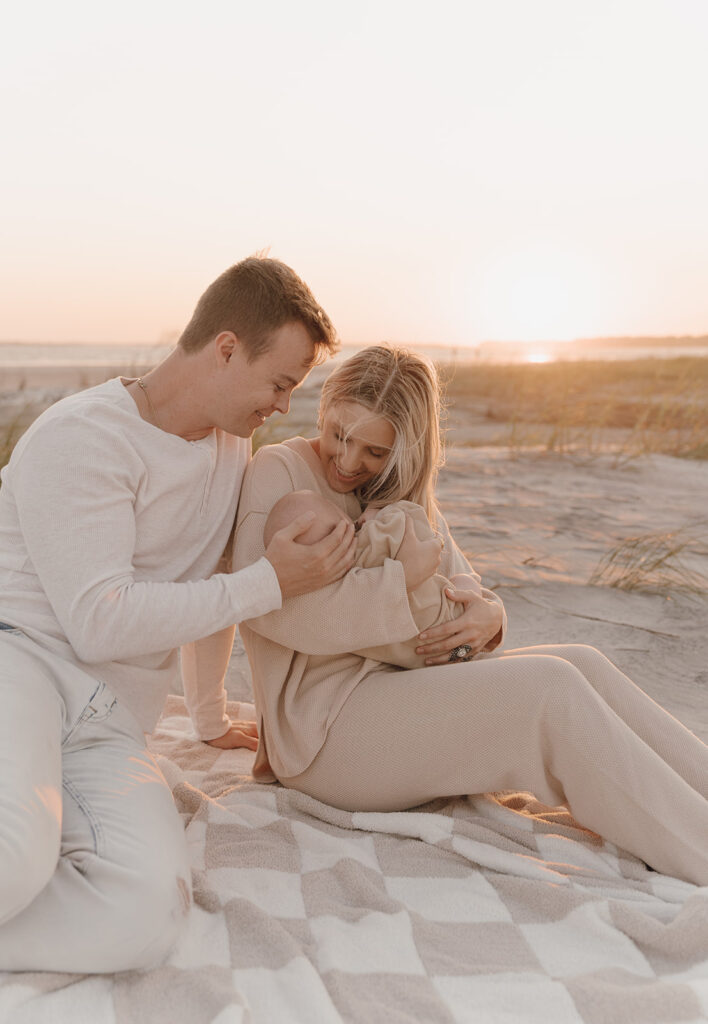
[213,331,240,365]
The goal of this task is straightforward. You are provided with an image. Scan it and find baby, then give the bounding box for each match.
[264,490,476,669]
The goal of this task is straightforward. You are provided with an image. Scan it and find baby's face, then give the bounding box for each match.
[355,504,382,529]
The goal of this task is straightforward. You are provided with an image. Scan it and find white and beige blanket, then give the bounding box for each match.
[1,693,706,1024]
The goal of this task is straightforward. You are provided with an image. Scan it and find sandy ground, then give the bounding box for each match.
[0,362,156,433]
[2,362,707,741]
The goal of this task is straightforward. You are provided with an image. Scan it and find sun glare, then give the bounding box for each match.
[474,244,603,343]
[525,351,551,364]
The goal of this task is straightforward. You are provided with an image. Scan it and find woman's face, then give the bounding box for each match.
[318,401,396,493]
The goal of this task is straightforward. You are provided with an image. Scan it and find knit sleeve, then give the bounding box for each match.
[435,509,507,651]
[9,418,281,663]
[233,446,419,655]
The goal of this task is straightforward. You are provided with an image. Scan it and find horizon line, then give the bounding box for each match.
[2,333,708,350]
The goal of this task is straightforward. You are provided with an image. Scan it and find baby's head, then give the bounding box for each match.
[264,490,351,547]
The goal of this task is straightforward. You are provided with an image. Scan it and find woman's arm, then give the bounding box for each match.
[233,448,419,655]
[415,510,507,664]
[236,511,419,654]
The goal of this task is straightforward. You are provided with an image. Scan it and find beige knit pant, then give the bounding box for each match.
[281,644,708,886]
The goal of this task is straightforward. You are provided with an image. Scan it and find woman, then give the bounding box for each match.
[233,346,708,885]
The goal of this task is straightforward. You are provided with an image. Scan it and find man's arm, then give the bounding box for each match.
[10,418,283,663]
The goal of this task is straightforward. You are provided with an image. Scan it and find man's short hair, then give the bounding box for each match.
[178,256,338,362]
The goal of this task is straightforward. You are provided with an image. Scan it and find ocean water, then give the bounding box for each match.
[0,342,172,368]
[1,339,708,369]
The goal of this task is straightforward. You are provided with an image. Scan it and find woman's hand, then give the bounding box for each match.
[398,515,443,591]
[206,720,259,751]
[266,514,357,598]
[415,588,504,665]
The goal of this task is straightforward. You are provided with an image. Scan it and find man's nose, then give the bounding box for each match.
[274,393,291,415]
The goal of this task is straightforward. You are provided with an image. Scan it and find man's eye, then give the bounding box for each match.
[275,384,286,393]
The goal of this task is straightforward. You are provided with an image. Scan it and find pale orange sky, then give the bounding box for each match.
[1,1,707,346]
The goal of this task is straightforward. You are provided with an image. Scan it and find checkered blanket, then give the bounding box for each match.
[2,695,707,1023]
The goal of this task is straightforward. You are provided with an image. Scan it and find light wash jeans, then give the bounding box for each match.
[0,625,192,973]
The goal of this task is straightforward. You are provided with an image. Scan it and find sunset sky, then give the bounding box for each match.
[2,0,708,347]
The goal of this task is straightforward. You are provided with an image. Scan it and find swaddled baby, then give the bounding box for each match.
[264,490,477,669]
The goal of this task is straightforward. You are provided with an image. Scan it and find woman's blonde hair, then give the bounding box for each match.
[318,345,444,521]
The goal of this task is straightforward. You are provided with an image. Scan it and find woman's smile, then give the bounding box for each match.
[332,462,364,485]
[317,401,396,493]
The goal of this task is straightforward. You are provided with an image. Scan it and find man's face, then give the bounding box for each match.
[218,322,316,437]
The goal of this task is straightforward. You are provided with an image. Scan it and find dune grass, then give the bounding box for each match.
[3,355,708,471]
[252,417,297,453]
[442,356,708,459]
[590,525,708,594]
[0,411,32,474]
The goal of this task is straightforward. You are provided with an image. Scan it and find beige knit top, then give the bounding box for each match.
[353,500,469,670]
[233,437,506,782]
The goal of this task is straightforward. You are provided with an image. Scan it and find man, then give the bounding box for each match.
[0,257,355,972]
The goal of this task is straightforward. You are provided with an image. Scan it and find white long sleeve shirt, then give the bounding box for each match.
[0,378,281,732]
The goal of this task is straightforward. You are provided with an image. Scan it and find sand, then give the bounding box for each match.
[2,361,707,741]
[0,361,156,434]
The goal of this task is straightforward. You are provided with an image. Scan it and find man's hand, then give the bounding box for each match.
[398,515,443,592]
[415,589,503,665]
[265,513,357,599]
[206,720,259,751]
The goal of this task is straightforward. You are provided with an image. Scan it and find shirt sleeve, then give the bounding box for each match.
[233,447,419,655]
[10,418,282,664]
[436,508,507,651]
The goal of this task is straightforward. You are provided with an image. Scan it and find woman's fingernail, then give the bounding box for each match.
[419,633,427,640]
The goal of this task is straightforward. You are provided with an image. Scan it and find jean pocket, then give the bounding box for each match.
[0,622,23,636]
[63,681,118,746]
